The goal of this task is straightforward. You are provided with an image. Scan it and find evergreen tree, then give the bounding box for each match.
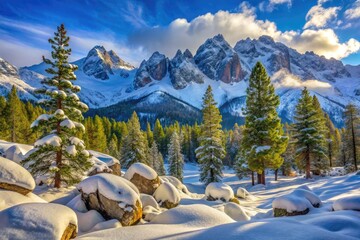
[120,112,148,168]
[23,24,91,188]
[168,131,184,181]
[239,62,287,184]
[343,104,359,171]
[311,96,328,173]
[153,119,166,155]
[5,86,30,143]
[146,122,154,147]
[293,88,326,179]
[108,134,119,159]
[0,96,7,139]
[281,123,296,176]
[92,115,107,152]
[149,142,165,175]
[195,85,225,185]
[324,114,340,167]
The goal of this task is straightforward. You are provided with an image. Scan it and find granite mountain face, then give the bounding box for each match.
[1,34,359,127]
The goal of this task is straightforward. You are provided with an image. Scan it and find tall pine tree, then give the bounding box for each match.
[239,62,287,184]
[149,142,165,175]
[121,112,148,168]
[168,131,184,181]
[293,88,326,178]
[23,24,91,188]
[195,85,225,185]
[344,104,359,171]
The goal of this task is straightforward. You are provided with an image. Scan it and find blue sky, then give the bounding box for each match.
[0,0,359,67]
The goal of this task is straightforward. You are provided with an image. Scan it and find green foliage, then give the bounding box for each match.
[239,62,287,183]
[168,131,184,181]
[195,85,225,185]
[343,104,360,172]
[22,24,91,187]
[293,88,327,178]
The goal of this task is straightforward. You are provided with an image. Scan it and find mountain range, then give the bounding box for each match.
[1,34,360,128]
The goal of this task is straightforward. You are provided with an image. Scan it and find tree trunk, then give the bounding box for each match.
[251,171,254,186]
[257,173,262,184]
[262,171,266,185]
[275,169,278,181]
[351,114,358,171]
[55,93,62,188]
[329,142,333,168]
[305,147,311,179]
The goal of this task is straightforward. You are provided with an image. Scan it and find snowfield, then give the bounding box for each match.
[0,141,359,239]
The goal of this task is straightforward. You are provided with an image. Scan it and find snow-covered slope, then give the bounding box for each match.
[2,35,359,127]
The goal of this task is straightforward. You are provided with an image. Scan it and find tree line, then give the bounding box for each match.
[0,24,358,188]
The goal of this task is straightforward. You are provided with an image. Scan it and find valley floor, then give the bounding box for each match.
[60,164,360,240]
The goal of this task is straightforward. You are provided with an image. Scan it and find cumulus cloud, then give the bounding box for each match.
[259,0,292,12]
[272,70,332,92]
[128,2,359,60]
[303,4,340,29]
[345,0,360,19]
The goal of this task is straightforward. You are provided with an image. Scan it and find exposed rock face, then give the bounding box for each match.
[80,190,142,226]
[194,34,244,83]
[109,163,121,176]
[127,172,161,195]
[82,46,135,80]
[61,223,77,240]
[273,207,310,217]
[169,49,205,89]
[0,57,18,77]
[133,52,169,89]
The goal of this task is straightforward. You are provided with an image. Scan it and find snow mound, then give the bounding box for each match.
[0,156,36,191]
[76,210,106,234]
[0,203,77,240]
[124,163,158,180]
[272,189,321,213]
[160,175,190,194]
[249,184,266,191]
[153,182,181,206]
[66,194,87,212]
[143,205,161,221]
[205,182,234,202]
[77,173,140,206]
[151,204,234,227]
[0,190,46,211]
[333,196,360,211]
[224,202,250,221]
[88,150,119,166]
[4,145,25,163]
[140,193,159,209]
[236,187,252,199]
[89,219,122,233]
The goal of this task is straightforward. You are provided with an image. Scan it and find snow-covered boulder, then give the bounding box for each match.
[224,202,251,221]
[205,182,235,202]
[77,173,142,226]
[0,203,77,240]
[151,204,234,227]
[333,196,360,211]
[236,187,252,199]
[0,190,46,211]
[88,150,121,176]
[140,193,159,209]
[272,189,321,217]
[0,156,36,195]
[143,205,161,221]
[153,182,181,209]
[124,163,161,195]
[160,175,190,195]
[4,145,25,163]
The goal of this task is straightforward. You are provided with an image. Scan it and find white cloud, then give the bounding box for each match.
[303,4,340,29]
[259,0,292,12]
[272,70,332,91]
[345,0,360,19]
[128,2,359,60]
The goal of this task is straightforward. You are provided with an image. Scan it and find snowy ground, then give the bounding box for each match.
[73,164,360,240]
[1,139,359,240]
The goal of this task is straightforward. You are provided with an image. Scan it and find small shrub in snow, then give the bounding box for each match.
[153,182,181,209]
[205,182,234,202]
[333,196,360,211]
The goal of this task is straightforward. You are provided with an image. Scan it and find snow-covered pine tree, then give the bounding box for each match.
[324,114,340,168]
[168,131,184,181]
[293,88,326,179]
[311,96,328,173]
[195,85,225,185]
[23,24,91,188]
[281,123,296,176]
[239,62,287,185]
[108,134,119,159]
[149,142,165,175]
[343,103,359,172]
[153,119,166,155]
[120,111,148,168]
